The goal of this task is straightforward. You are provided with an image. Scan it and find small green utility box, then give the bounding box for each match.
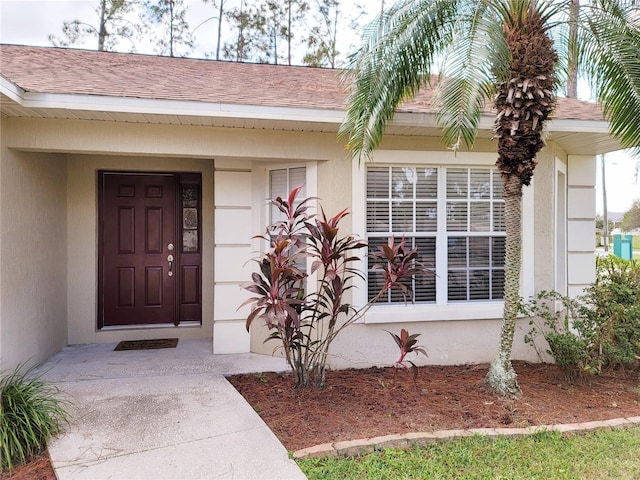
[613,234,633,260]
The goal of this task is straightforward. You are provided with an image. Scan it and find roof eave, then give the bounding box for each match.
[0,87,345,124]
[0,75,26,103]
[0,79,623,155]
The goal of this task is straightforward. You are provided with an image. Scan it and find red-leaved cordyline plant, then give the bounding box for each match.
[241,186,430,388]
[385,328,428,385]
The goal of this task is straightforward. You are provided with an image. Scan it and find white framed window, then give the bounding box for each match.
[352,151,536,323]
[366,165,506,306]
[263,164,319,286]
[269,166,307,224]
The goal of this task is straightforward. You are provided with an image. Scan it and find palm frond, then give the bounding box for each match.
[342,0,640,160]
[580,0,640,155]
[492,0,563,28]
[340,0,461,162]
[545,3,573,90]
[434,0,504,150]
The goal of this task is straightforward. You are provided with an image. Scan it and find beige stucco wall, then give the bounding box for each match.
[1,114,596,367]
[3,118,344,162]
[66,154,214,345]
[2,116,348,355]
[1,120,68,371]
[316,150,353,231]
[242,136,574,368]
[329,318,540,369]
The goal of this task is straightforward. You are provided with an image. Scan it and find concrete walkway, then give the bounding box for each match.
[38,340,307,480]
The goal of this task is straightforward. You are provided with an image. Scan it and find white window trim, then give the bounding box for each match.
[352,150,535,324]
[554,158,568,296]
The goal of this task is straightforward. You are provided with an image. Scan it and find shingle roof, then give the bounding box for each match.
[0,44,603,121]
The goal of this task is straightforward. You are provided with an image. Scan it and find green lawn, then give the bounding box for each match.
[297,427,640,480]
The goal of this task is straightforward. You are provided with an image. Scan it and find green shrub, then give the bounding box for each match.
[522,256,640,380]
[585,256,640,367]
[0,364,69,471]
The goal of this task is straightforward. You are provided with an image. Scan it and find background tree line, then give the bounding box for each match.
[621,200,640,233]
[49,0,373,66]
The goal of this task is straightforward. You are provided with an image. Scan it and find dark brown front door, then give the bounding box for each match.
[99,172,178,327]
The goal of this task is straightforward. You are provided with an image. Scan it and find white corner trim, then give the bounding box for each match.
[521,177,535,300]
[352,159,367,309]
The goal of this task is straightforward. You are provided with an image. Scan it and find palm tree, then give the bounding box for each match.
[340,0,640,396]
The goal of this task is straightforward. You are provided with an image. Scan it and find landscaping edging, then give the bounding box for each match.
[292,416,640,459]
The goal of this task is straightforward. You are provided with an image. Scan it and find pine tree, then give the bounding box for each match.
[258,1,285,64]
[282,0,309,65]
[302,0,365,68]
[142,0,193,57]
[49,0,138,52]
[197,0,228,60]
[222,0,271,62]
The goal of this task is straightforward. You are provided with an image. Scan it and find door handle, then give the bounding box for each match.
[167,254,174,277]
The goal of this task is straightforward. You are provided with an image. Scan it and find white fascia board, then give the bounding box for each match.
[0,76,26,103]
[392,112,611,134]
[547,118,611,134]
[15,90,346,124]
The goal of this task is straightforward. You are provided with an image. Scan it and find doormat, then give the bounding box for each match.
[114,338,179,351]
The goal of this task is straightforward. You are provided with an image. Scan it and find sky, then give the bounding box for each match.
[0,0,236,55]
[1,0,638,214]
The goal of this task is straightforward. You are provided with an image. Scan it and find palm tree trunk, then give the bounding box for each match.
[485,173,522,396]
[485,1,558,396]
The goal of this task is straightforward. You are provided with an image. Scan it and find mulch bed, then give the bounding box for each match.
[228,361,640,451]
[1,450,55,480]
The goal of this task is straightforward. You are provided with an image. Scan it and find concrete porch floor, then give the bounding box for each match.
[37,340,306,480]
[39,339,291,381]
